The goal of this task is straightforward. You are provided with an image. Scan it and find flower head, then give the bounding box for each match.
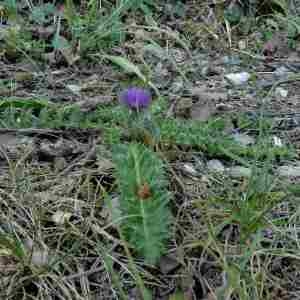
[119,87,151,110]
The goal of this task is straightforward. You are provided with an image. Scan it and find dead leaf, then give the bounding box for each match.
[0,255,18,275]
[159,254,181,274]
[59,46,80,65]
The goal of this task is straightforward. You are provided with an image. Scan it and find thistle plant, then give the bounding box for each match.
[119,87,160,147]
[119,87,151,111]
[112,87,171,264]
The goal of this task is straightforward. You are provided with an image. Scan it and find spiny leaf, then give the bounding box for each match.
[104,55,147,82]
[112,143,171,264]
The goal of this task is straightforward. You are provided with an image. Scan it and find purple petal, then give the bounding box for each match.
[119,88,151,110]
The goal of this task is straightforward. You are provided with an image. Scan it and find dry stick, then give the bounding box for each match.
[57,137,101,177]
[62,266,105,281]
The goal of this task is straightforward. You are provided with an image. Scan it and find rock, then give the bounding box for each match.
[109,196,122,222]
[225,72,251,85]
[52,211,72,225]
[67,84,81,96]
[232,133,255,147]
[275,87,288,98]
[277,165,300,177]
[31,249,49,267]
[207,159,225,173]
[274,66,290,78]
[222,55,241,66]
[257,79,275,88]
[238,40,247,50]
[24,238,49,267]
[272,136,283,147]
[182,163,199,177]
[228,166,252,178]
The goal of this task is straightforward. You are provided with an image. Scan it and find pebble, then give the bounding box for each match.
[272,136,283,147]
[277,165,300,178]
[225,72,250,85]
[238,40,247,50]
[228,166,252,178]
[182,163,199,177]
[31,249,49,267]
[207,159,225,173]
[275,87,288,98]
[52,211,72,225]
[274,66,290,78]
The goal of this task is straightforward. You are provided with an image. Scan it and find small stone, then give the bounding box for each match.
[222,56,241,65]
[67,84,81,96]
[109,196,122,222]
[182,163,199,177]
[277,165,300,178]
[31,249,49,267]
[274,66,290,78]
[232,133,255,147]
[228,166,252,178]
[272,136,283,147]
[257,79,275,88]
[225,72,251,85]
[207,159,225,173]
[275,87,288,98]
[238,40,247,50]
[52,211,72,225]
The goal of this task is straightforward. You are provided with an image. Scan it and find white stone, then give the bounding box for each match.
[52,211,72,225]
[228,166,252,178]
[225,72,250,85]
[275,87,288,98]
[277,165,300,177]
[207,159,225,173]
[272,136,283,147]
[183,163,199,176]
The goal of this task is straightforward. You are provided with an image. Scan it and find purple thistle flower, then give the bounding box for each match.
[119,87,151,110]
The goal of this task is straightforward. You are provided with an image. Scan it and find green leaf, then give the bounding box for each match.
[30,3,55,25]
[0,234,25,260]
[224,3,243,25]
[52,35,70,50]
[112,143,171,264]
[104,55,147,83]
[168,291,186,300]
[0,98,49,110]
